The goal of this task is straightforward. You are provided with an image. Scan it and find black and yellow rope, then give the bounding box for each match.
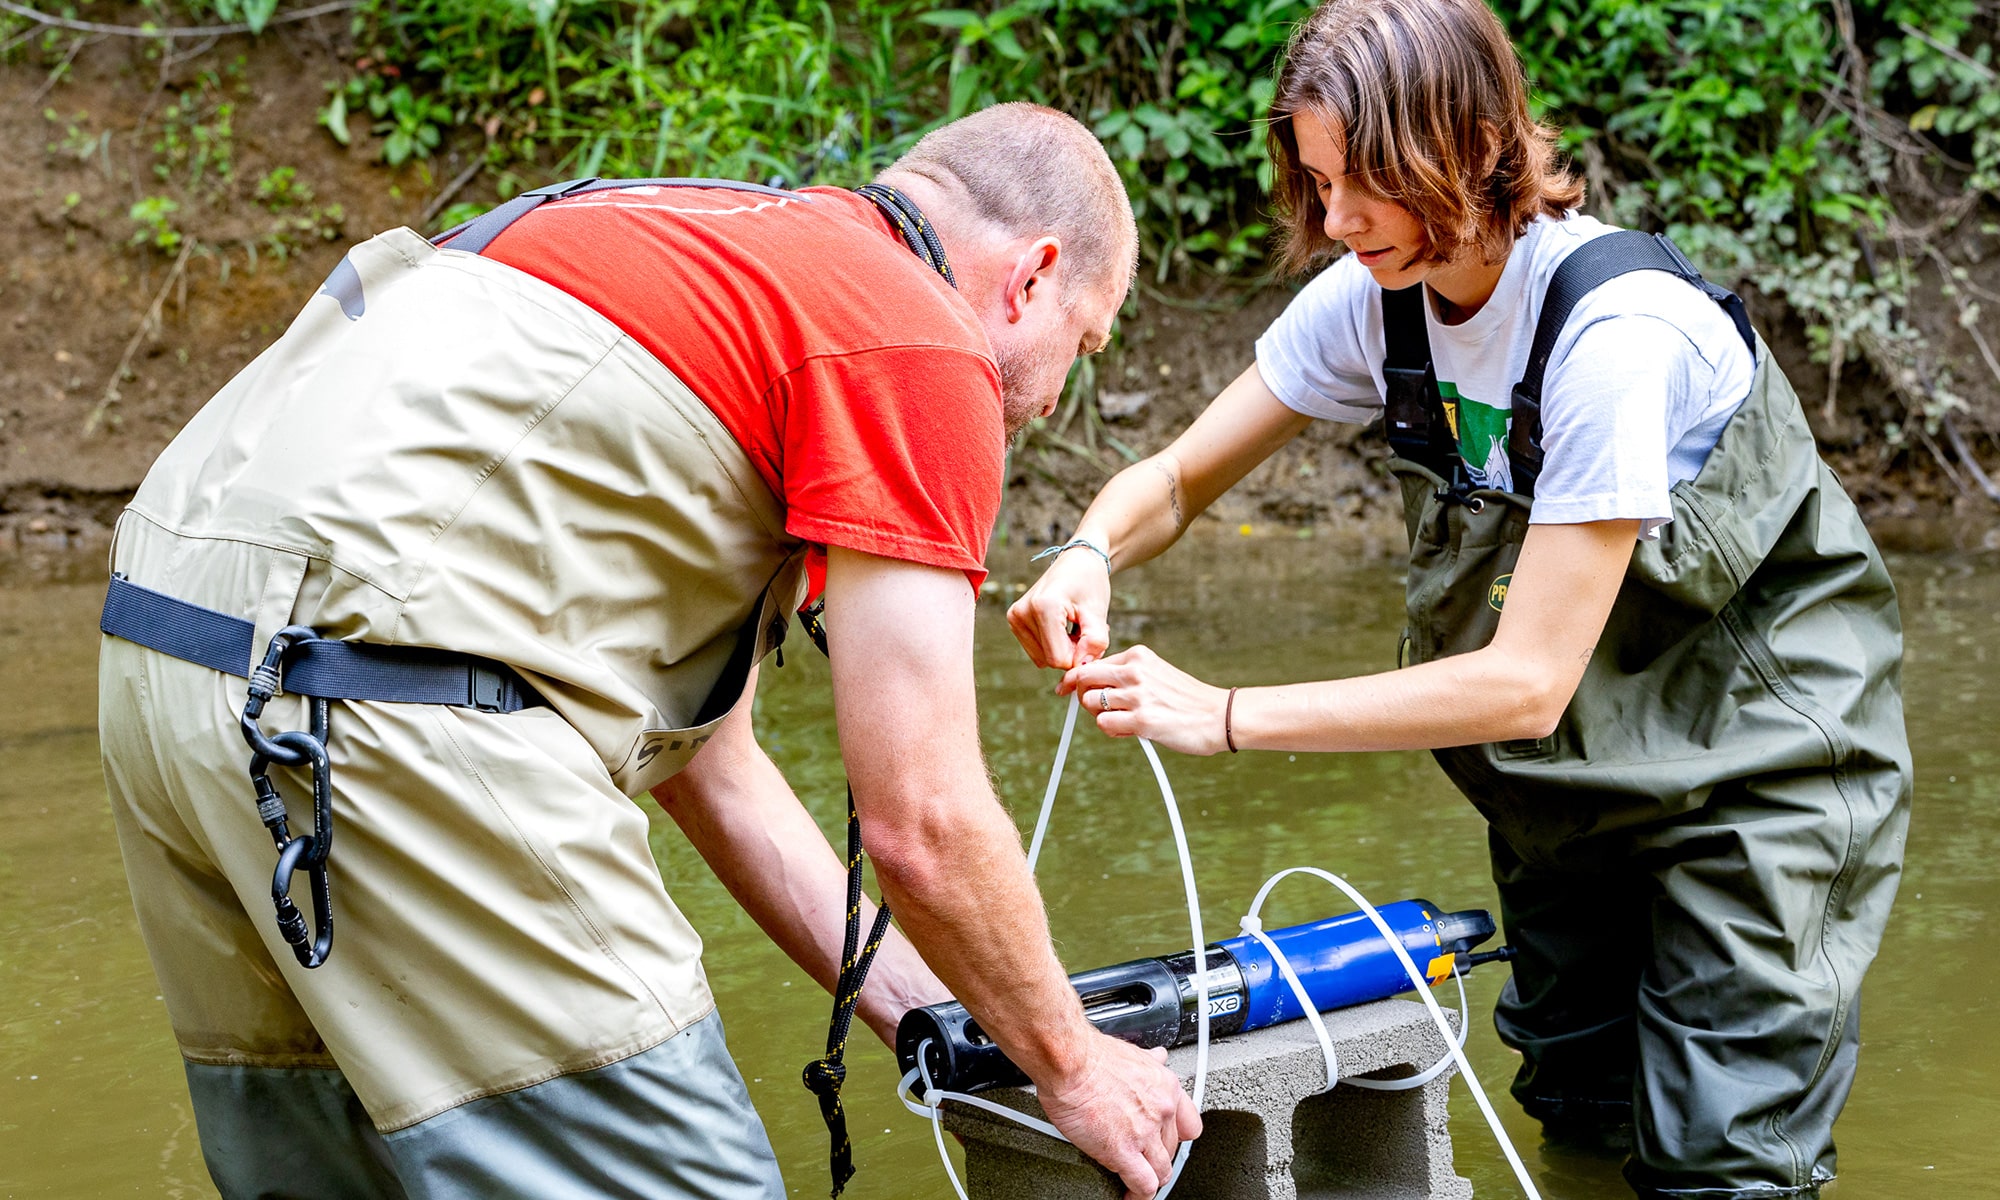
[855,183,957,289]
[802,785,896,1196]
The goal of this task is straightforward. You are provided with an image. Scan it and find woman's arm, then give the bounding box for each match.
[1009,363,1312,669]
[1062,518,1639,754]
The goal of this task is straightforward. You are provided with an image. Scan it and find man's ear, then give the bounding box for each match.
[1004,237,1063,324]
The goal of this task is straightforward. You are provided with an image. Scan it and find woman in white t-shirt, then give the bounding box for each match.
[1010,2,1911,1197]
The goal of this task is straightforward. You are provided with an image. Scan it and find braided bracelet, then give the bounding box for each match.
[1029,536,1113,573]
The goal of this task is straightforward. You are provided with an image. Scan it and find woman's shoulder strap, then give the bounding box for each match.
[1507,230,1756,497]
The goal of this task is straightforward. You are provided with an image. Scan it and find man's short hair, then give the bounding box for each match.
[886,102,1137,300]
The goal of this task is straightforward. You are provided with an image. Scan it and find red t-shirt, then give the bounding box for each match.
[479,184,1005,590]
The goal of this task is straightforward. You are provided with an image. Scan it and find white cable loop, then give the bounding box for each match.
[1239,867,1541,1198]
[906,695,1541,1200]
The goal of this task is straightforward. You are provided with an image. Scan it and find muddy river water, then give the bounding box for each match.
[3,538,1995,1198]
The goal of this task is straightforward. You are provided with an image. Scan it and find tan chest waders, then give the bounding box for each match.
[1379,231,1910,1198]
[98,179,829,1200]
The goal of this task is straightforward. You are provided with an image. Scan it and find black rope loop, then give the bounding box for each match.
[803,784,894,1196]
[855,183,956,289]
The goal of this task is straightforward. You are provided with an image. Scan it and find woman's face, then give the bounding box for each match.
[1292,111,1433,291]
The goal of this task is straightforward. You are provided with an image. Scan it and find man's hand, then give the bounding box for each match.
[1008,542,1112,670]
[1039,1038,1203,1199]
[824,546,1200,1193]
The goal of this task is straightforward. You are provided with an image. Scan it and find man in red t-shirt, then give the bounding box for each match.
[98,103,1198,1200]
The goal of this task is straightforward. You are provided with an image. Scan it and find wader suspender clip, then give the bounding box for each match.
[1380,230,1757,500]
[795,191,955,1197]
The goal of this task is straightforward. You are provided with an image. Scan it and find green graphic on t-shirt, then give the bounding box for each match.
[1437,380,1511,488]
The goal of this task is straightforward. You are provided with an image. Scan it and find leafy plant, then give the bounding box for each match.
[152,61,243,191]
[129,195,184,253]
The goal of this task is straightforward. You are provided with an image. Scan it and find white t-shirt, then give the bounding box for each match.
[1254,214,1756,538]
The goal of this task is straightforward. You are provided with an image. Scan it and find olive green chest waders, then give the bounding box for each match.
[97,180,826,1200]
[1381,232,1911,1198]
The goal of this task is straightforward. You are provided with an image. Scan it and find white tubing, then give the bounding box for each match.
[909,695,1207,1200]
[906,695,1539,1200]
[1024,695,1080,873]
[1241,867,1542,1199]
[1137,735,1205,1200]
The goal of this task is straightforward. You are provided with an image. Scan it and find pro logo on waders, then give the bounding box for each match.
[1488,573,1511,611]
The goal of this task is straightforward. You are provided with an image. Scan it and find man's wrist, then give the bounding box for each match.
[1011,1006,1095,1089]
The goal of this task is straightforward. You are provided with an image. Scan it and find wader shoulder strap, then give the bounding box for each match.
[434,176,808,255]
[1379,285,1461,482]
[1507,230,1756,497]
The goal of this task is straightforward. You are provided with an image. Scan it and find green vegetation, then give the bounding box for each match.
[2,0,1993,463]
[312,0,1995,445]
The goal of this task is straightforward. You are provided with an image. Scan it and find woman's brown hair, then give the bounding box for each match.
[1268,0,1583,275]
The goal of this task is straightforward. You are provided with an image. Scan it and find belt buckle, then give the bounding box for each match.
[469,664,508,712]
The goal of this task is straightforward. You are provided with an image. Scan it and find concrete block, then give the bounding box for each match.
[941,998,1473,1200]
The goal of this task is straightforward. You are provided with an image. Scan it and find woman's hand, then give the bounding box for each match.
[1008,544,1113,670]
[1061,645,1232,756]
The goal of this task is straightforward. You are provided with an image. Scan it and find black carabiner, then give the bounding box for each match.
[240,625,337,968]
[272,834,334,968]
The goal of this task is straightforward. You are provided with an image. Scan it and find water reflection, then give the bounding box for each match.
[2,542,1994,1198]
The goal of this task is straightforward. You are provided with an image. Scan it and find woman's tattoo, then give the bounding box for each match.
[1152,460,1185,530]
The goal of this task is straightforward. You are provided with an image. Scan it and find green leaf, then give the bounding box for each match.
[242,0,278,35]
[918,10,983,30]
[320,92,351,146]
[989,26,1025,60]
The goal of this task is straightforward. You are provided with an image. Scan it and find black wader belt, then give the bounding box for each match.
[1379,229,1758,499]
[101,575,546,711]
[101,574,547,972]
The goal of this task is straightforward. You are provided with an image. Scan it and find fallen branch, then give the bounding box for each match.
[420,155,486,228]
[1942,412,2000,505]
[84,241,194,437]
[26,31,90,105]
[0,0,357,39]
[1896,20,1998,83]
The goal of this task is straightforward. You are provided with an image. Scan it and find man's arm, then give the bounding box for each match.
[650,664,948,1045]
[823,546,1200,1200]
